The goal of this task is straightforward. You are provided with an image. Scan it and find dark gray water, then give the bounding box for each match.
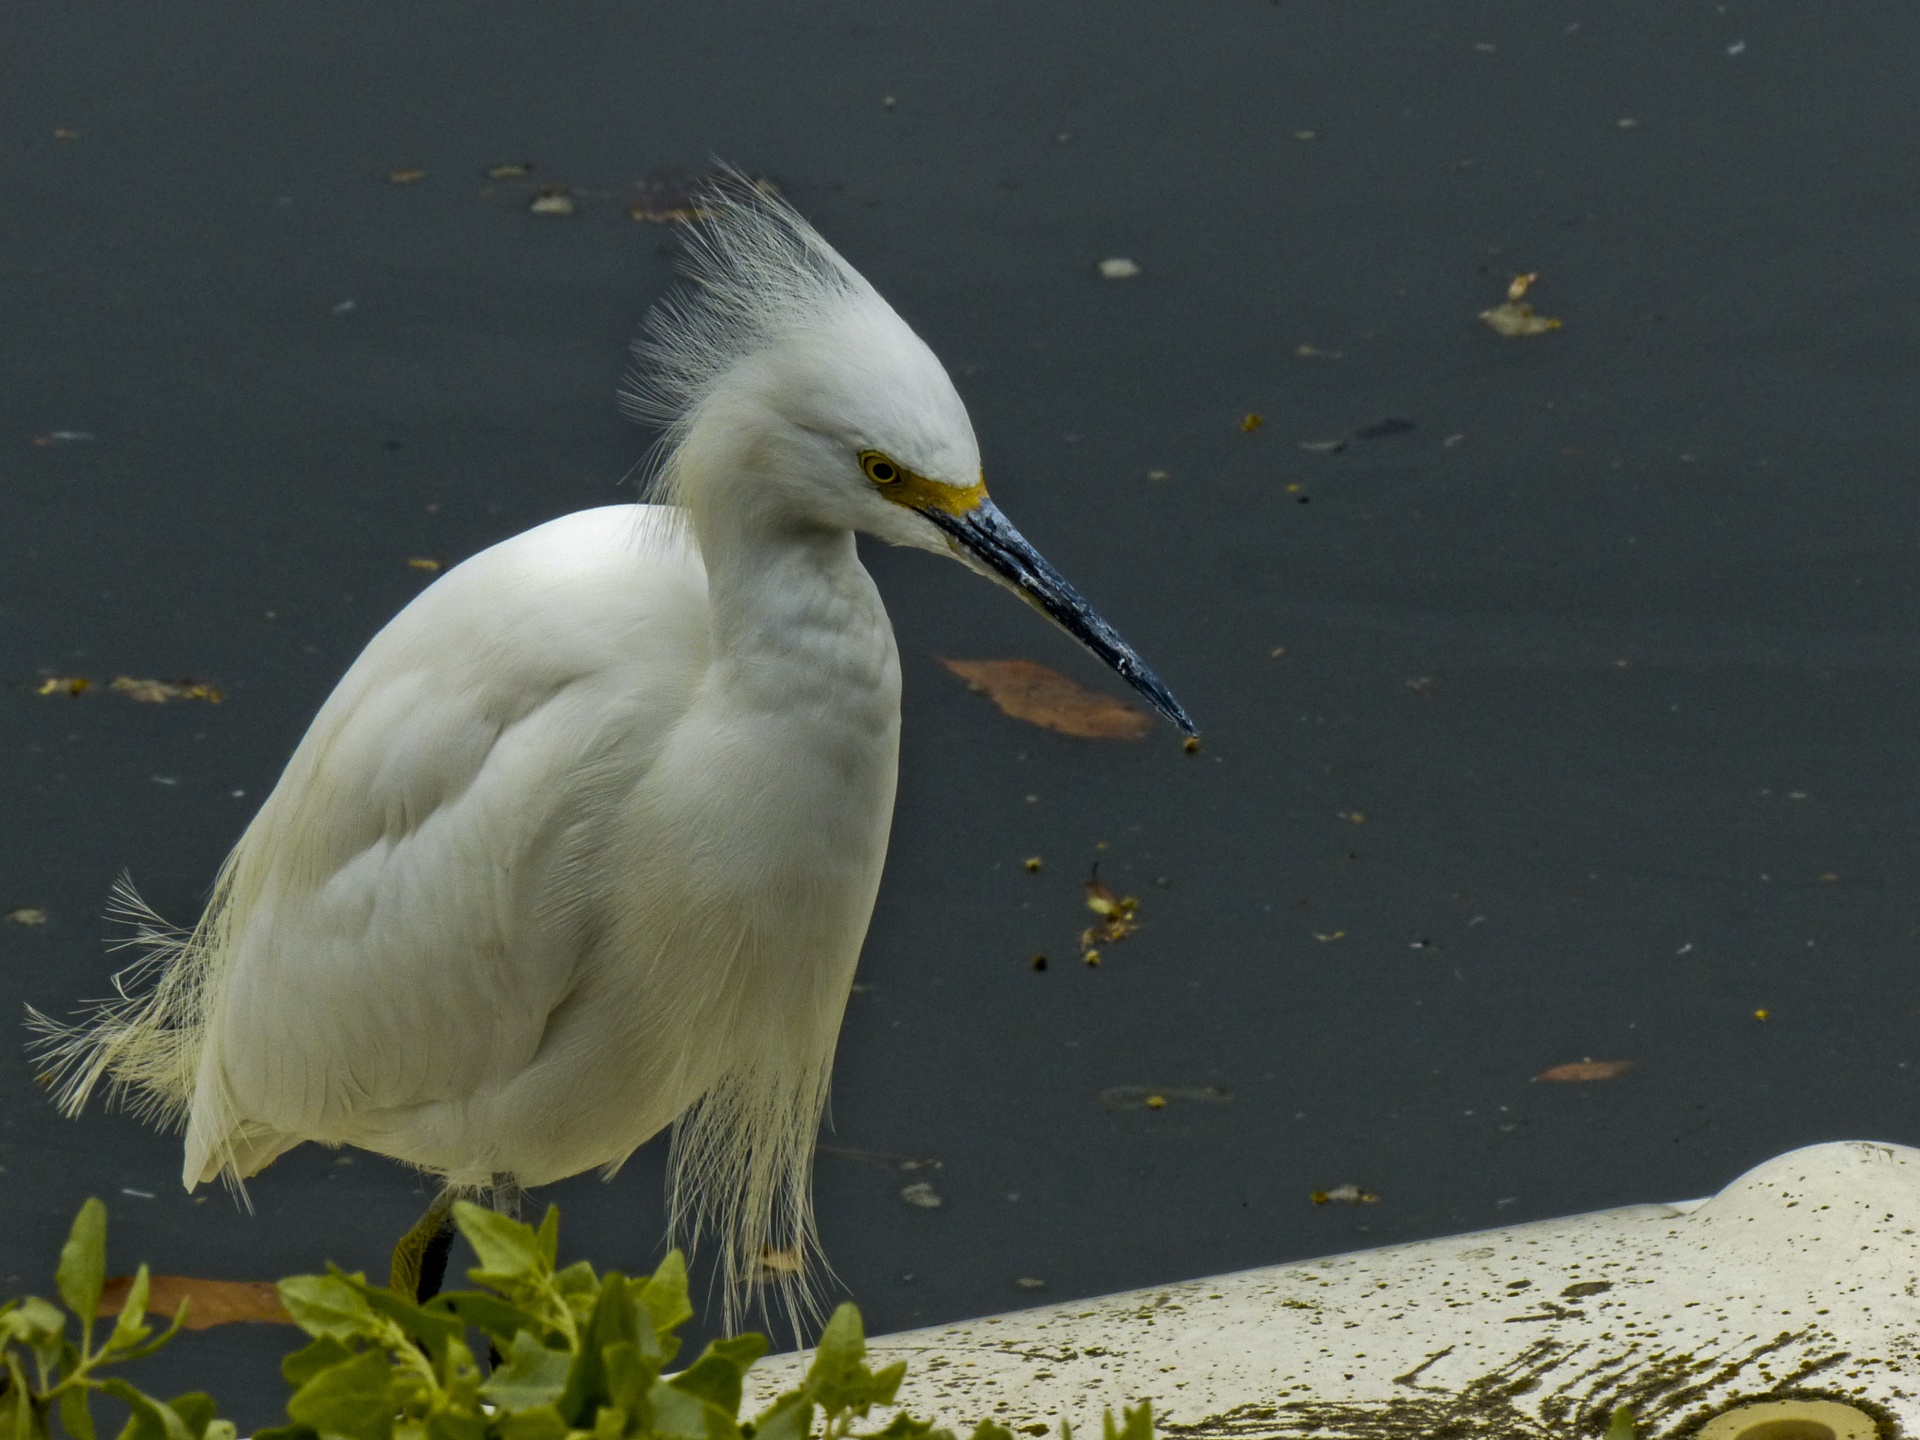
[6,0,1920,1424]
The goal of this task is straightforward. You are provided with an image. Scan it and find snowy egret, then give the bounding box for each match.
[32,179,1192,1325]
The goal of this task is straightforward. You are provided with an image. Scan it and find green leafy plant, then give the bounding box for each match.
[2,1201,1154,1440]
[0,1198,233,1440]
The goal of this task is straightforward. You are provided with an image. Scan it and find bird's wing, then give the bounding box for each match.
[190,505,710,1172]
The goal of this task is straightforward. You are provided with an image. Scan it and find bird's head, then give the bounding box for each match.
[624,176,1193,736]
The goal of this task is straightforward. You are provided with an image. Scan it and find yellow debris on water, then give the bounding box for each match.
[755,1246,803,1279]
[1099,1084,1232,1111]
[111,677,223,704]
[1311,1183,1379,1206]
[1480,272,1563,337]
[1082,877,1139,951]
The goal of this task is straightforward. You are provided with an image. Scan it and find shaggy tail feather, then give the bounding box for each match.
[25,873,214,1131]
[666,1054,837,1342]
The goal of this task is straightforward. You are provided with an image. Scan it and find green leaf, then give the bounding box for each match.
[2,1354,39,1440]
[285,1348,396,1440]
[59,1384,97,1440]
[534,1209,561,1271]
[551,1263,600,1322]
[5,1296,65,1349]
[355,1281,463,1355]
[424,1408,488,1440]
[95,1303,189,1366]
[282,1336,359,1389]
[105,1266,152,1354]
[966,1422,1012,1440]
[95,1380,195,1440]
[869,1418,947,1440]
[1608,1408,1636,1440]
[557,1275,648,1425]
[669,1334,766,1416]
[747,1393,812,1440]
[493,1408,569,1440]
[479,1332,573,1412]
[277,1276,384,1344]
[437,1293,544,1345]
[647,1378,739,1440]
[636,1253,692,1356]
[600,1341,655,1412]
[803,1306,902,1419]
[250,1425,320,1440]
[452,1205,545,1286]
[56,1200,107,1328]
[165,1394,217,1440]
[1101,1403,1152,1440]
[204,1423,237,1440]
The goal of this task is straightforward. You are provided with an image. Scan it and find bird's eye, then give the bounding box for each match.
[860,451,901,485]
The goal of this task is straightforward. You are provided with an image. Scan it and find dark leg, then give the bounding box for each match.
[390,1189,456,1301]
[415,1214,458,1301]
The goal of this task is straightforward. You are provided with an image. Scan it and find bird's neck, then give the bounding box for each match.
[692,503,895,713]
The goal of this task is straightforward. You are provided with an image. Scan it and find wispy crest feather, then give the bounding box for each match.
[620,173,873,509]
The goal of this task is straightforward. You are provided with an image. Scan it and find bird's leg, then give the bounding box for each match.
[389,1189,457,1302]
[488,1173,523,1219]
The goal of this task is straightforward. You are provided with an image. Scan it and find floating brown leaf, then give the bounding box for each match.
[1534,1059,1635,1083]
[937,658,1147,739]
[35,676,89,697]
[99,1275,291,1329]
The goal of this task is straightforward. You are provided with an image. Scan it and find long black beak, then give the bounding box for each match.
[925,498,1196,736]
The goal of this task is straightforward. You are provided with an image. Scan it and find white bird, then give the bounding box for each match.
[32,179,1192,1327]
